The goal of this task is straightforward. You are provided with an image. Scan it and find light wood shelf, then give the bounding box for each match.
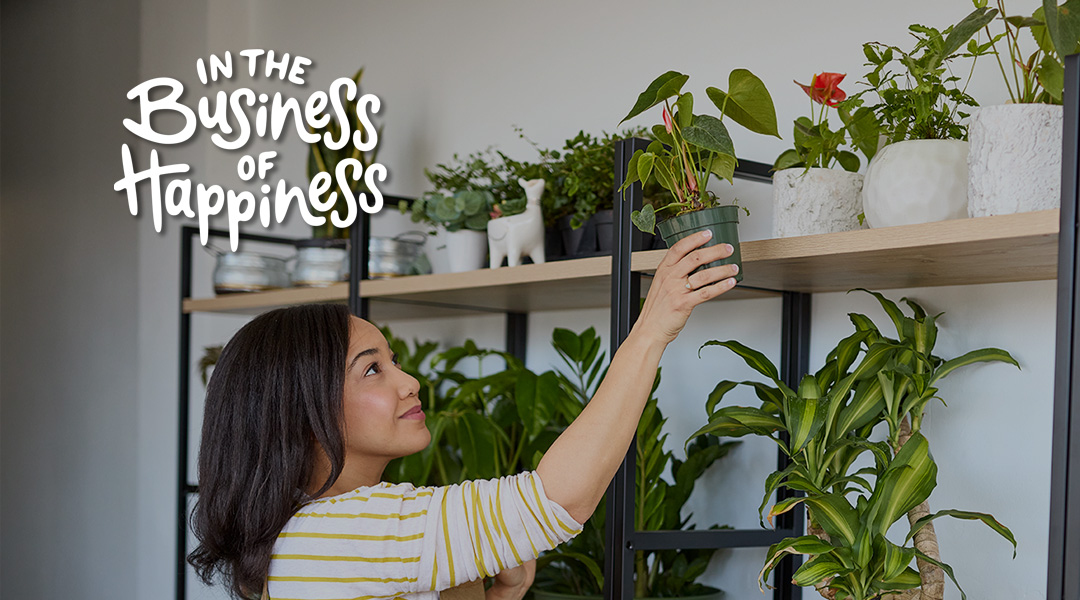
[183,209,1061,320]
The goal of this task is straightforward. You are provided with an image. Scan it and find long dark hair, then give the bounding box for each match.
[188,303,351,598]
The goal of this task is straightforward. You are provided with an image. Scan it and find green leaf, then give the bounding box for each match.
[914,550,968,600]
[836,150,860,172]
[930,347,1020,385]
[699,340,788,392]
[706,380,739,415]
[675,92,694,129]
[773,149,803,171]
[1038,54,1065,103]
[552,328,582,361]
[942,7,999,57]
[758,463,799,524]
[866,432,937,536]
[456,412,499,480]
[786,394,827,454]
[768,495,808,526]
[638,152,656,184]
[708,153,737,184]
[792,554,848,586]
[620,71,689,124]
[1044,0,1080,59]
[852,288,913,342]
[805,494,861,546]
[631,204,656,234]
[906,509,1017,557]
[688,406,784,444]
[706,69,781,138]
[682,114,736,157]
[759,535,838,591]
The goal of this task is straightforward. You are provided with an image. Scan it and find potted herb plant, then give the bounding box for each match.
[295,67,381,286]
[772,72,869,238]
[844,8,996,228]
[692,290,1019,600]
[967,0,1075,217]
[403,149,502,273]
[531,328,736,600]
[618,70,781,282]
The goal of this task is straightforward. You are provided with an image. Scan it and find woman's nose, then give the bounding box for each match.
[399,370,420,398]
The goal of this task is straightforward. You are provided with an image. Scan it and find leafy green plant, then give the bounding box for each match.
[617,70,780,234]
[402,190,494,234]
[976,0,1080,104]
[307,67,381,239]
[534,328,737,598]
[774,72,865,173]
[842,8,997,148]
[691,290,1019,600]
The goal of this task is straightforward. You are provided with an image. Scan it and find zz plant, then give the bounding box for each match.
[690,290,1019,600]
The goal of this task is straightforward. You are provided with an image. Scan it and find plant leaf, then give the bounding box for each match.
[906,509,1017,557]
[866,432,937,536]
[620,71,689,124]
[942,7,999,57]
[929,347,1020,386]
[682,114,736,157]
[792,554,849,587]
[706,69,781,138]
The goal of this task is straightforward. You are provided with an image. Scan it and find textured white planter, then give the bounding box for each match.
[444,229,488,273]
[772,168,865,237]
[862,139,969,228]
[968,103,1062,217]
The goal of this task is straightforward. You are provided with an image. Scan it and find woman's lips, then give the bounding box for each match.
[400,405,425,420]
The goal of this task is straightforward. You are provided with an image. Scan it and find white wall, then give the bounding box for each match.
[0,1,1054,599]
[1,0,141,598]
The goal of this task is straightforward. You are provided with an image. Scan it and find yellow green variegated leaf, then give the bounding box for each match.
[700,340,791,394]
[767,495,807,527]
[854,526,872,568]
[792,554,848,587]
[851,288,914,341]
[759,536,837,591]
[929,348,1020,386]
[686,406,783,447]
[906,509,1017,558]
[834,378,885,439]
[759,463,799,524]
[786,394,828,454]
[875,567,921,593]
[805,494,860,546]
[881,539,917,581]
[866,432,937,536]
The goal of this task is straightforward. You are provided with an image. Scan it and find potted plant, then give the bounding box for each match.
[618,70,781,282]
[692,290,1019,600]
[295,67,381,286]
[772,72,870,238]
[967,0,1075,217]
[531,328,737,600]
[403,149,503,273]
[844,7,997,228]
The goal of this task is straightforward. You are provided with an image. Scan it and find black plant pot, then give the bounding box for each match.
[559,214,594,257]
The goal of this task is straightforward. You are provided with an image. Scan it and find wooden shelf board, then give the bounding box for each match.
[633,209,1060,293]
[184,210,1059,317]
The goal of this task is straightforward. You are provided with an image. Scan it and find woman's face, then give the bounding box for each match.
[340,317,430,462]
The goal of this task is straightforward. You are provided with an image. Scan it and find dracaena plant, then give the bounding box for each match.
[617,70,780,234]
[841,7,997,147]
[534,328,737,598]
[690,290,1019,600]
[774,72,871,173]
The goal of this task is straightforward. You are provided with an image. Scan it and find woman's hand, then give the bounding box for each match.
[485,560,535,600]
[631,230,739,347]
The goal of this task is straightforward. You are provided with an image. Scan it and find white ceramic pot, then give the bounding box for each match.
[862,139,970,228]
[444,228,488,273]
[772,168,865,237]
[968,103,1062,217]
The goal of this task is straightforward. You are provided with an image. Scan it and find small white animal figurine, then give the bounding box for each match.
[487,178,546,268]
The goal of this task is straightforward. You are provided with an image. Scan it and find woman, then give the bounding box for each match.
[189,231,739,600]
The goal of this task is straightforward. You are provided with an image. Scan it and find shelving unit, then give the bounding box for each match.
[175,60,1080,599]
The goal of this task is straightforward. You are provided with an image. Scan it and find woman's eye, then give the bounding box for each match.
[364,363,379,376]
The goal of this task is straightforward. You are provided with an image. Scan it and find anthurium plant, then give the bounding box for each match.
[617,70,780,234]
[532,327,737,598]
[841,7,997,147]
[691,290,1019,600]
[774,72,867,172]
[308,67,382,239]
[975,0,1080,104]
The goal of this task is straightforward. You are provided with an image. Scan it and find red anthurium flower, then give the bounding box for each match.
[662,106,674,134]
[796,72,847,106]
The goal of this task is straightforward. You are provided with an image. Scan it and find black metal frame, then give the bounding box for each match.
[603,139,805,600]
[1048,53,1080,600]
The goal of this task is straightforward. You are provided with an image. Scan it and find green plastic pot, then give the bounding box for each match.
[655,205,743,283]
[531,588,724,600]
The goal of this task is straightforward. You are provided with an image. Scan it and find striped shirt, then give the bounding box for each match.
[266,471,583,600]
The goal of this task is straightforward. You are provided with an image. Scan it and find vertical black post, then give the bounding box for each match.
[349,211,372,319]
[1048,52,1080,600]
[177,226,194,600]
[774,292,810,599]
[506,312,528,362]
[604,138,649,600]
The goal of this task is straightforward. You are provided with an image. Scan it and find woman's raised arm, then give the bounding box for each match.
[536,230,740,524]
